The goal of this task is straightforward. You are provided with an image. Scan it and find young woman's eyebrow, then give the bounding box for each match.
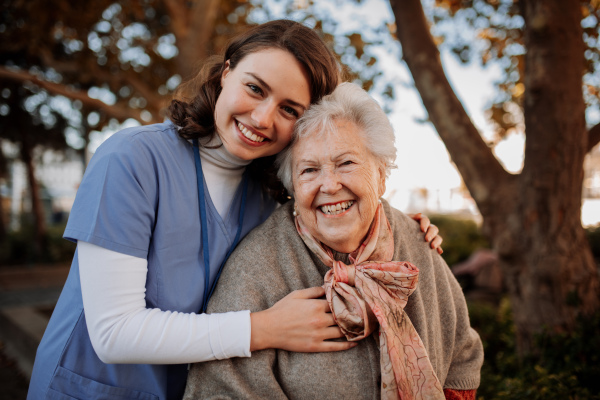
[246,72,308,111]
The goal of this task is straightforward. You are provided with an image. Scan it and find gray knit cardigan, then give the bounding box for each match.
[184,200,483,400]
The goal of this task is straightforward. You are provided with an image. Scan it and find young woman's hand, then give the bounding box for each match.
[250,286,357,353]
[410,213,443,254]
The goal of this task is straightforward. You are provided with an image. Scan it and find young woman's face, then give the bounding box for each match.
[214,48,311,161]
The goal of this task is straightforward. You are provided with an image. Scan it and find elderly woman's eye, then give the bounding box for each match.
[341,160,354,166]
[301,167,316,174]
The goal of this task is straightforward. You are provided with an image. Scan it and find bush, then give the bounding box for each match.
[425,215,599,398]
[585,225,600,265]
[429,215,489,266]
[469,299,600,400]
[431,215,600,267]
[0,222,75,266]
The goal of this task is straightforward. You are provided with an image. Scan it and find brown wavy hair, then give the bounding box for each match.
[168,19,340,203]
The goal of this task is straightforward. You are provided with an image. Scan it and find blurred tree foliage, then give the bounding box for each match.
[427,0,600,146]
[429,214,489,266]
[0,0,385,249]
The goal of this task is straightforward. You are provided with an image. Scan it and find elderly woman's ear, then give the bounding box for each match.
[377,166,386,198]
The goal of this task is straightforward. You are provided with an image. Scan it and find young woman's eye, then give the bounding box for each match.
[248,84,263,95]
[282,106,299,118]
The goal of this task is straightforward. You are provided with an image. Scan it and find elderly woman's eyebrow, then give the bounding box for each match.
[331,150,359,160]
[295,158,317,166]
[245,72,308,110]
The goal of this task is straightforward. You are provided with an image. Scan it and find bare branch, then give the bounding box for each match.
[39,48,83,75]
[37,49,164,110]
[389,0,512,214]
[588,123,600,153]
[0,66,161,123]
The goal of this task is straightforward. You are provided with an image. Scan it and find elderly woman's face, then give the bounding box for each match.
[292,119,386,253]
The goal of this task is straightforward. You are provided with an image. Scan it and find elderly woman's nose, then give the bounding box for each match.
[251,101,276,129]
[319,169,342,193]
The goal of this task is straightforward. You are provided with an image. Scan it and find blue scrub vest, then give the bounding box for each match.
[27,121,276,400]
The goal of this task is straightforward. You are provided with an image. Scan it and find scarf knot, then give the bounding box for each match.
[295,204,444,400]
[331,260,356,286]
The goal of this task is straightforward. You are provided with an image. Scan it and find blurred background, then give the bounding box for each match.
[1,0,599,398]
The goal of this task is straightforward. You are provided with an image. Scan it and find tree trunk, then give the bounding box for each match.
[0,188,6,241]
[20,134,47,258]
[171,0,221,81]
[502,0,600,352]
[0,150,7,241]
[389,0,600,354]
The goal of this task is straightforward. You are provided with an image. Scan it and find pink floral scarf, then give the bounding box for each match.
[295,204,445,400]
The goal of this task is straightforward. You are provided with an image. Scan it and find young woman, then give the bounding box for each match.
[27,20,441,400]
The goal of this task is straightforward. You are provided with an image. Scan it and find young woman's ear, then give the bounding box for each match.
[221,60,232,87]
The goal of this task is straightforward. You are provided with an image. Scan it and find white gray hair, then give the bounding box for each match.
[276,82,397,194]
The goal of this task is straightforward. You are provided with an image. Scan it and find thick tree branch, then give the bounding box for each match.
[389,0,512,214]
[588,123,600,153]
[175,0,220,80]
[188,0,220,57]
[162,0,189,43]
[0,66,161,123]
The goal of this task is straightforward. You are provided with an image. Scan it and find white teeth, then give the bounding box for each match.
[238,122,265,143]
[320,200,354,215]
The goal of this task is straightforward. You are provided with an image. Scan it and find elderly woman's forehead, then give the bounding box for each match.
[299,118,360,139]
[292,121,368,160]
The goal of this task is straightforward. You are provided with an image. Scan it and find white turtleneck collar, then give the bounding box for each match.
[198,134,251,171]
[197,135,250,218]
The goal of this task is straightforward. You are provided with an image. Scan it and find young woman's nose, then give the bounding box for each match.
[251,101,276,129]
[319,169,342,194]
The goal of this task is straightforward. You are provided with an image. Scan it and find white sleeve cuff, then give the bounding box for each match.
[208,310,251,359]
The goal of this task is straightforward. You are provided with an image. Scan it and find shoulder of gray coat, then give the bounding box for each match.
[226,201,298,269]
[382,199,432,250]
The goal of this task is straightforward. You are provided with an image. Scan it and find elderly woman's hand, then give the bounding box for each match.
[410,213,443,254]
[249,287,357,353]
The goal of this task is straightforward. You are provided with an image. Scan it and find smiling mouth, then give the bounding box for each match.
[237,122,266,143]
[319,200,354,215]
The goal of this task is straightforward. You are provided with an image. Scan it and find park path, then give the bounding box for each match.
[0,263,69,393]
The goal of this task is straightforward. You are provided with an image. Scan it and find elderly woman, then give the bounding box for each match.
[184,83,483,400]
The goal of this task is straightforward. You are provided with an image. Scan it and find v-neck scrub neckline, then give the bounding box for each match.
[193,138,249,313]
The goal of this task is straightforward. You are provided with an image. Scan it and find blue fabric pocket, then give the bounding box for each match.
[47,366,159,400]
